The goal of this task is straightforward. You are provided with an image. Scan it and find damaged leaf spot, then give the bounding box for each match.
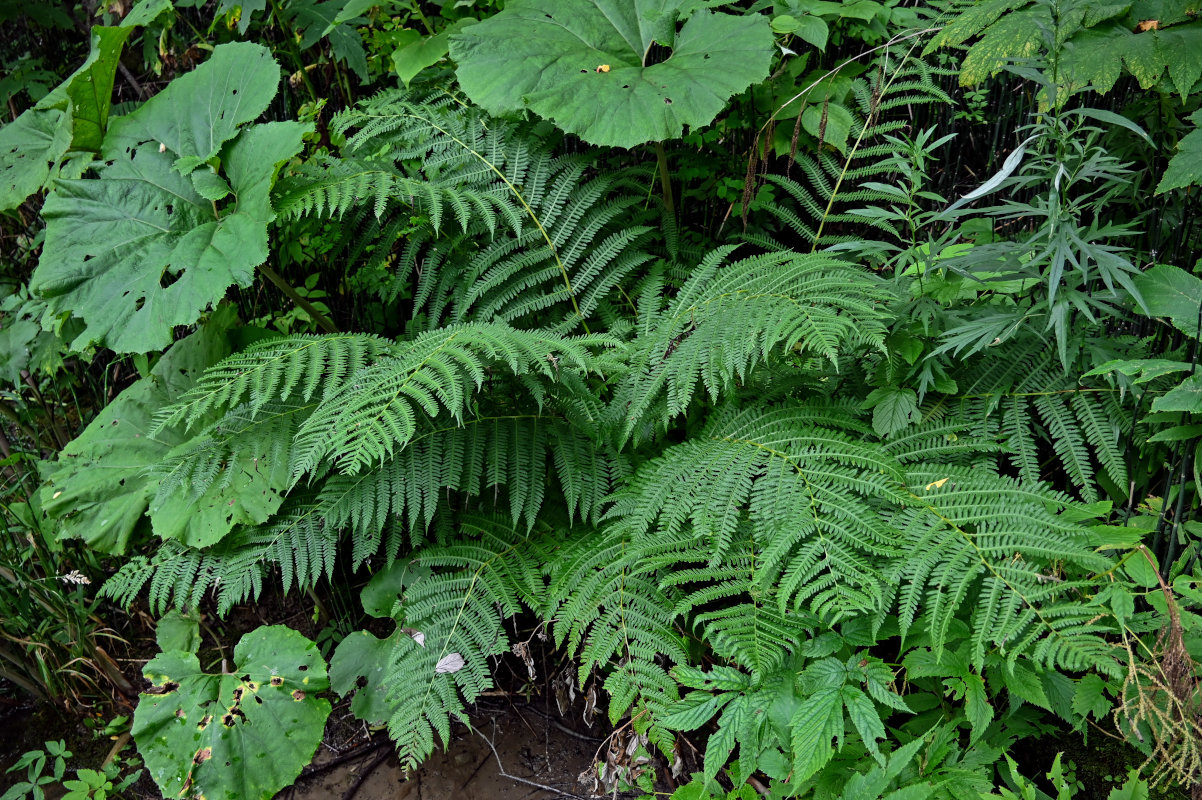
[197,714,212,731]
[269,676,283,687]
[193,747,212,765]
[292,690,306,701]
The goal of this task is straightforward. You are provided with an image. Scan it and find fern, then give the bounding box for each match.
[946,340,1131,500]
[750,54,954,249]
[382,515,544,768]
[155,333,392,432]
[290,323,616,476]
[610,248,893,443]
[100,502,335,615]
[282,94,655,330]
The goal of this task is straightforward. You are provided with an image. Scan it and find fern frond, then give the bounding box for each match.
[155,333,392,432]
[290,323,616,477]
[888,466,1119,673]
[99,502,334,616]
[612,249,892,442]
[383,515,543,768]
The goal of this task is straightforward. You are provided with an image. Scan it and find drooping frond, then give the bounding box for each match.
[273,154,516,234]
[752,54,954,249]
[290,323,618,476]
[885,465,1121,675]
[99,502,335,616]
[946,340,1132,500]
[611,247,893,443]
[547,525,686,746]
[382,515,544,768]
[607,404,902,619]
[314,414,627,563]
[290,92,656,331]
[155,333,392,432]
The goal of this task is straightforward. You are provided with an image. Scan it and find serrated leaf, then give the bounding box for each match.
[862,386,918,437]
[963,673,994,742]
[1133,263,1202,337]
[132,625,330,800]
[790,687,842,781]
[661,690,736,731]
[32,116,307,353]
[451,0,773,148]
[842,685,886,765]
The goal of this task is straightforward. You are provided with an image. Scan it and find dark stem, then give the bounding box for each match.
[654,141,676,225]
[257,262,339,333]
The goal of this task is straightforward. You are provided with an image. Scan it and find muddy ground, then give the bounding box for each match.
[0,695,639,800]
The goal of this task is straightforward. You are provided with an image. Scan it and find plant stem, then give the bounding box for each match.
[257,262,339,333]
[654,141,676,225]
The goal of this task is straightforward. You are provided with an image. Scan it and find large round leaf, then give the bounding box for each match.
[133,624,330,800]
[450,0,774,148]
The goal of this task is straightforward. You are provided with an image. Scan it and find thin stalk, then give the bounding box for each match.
[257,262,339,333]
[20,371,67,450]
[269,0,319,104]
[653,141,676,225]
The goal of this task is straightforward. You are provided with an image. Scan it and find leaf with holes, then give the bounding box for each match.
[29,43,308,354]
[451,0,773,148]
[39,308,288,552]
[0,25,133,210]
[132,623,330,800]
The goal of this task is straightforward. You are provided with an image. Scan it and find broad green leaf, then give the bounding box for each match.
[451,0,774,148]
[132,625,330,800]
[0,104,69,210]
[32,119,307,353]
[216,0,268,34]
[1158,109,1202,193]
[39,311,234,554]
[63,26,136,153]
[790,687,843,782]
[330,629,398,726]
[1072,673,1111,721]
[1153,373,1202,413]
[121,0,175,27]
[0,26,133,210]
[156,611,202,653]
[393,30,451,86]
[103,42,280,176]
[801,100,851,153]
[862,386,918,437]
[1132,264,1202,339]
[360,558,431,618]
[794,14,829,49]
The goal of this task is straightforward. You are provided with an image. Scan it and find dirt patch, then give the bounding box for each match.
[290,705,610,800]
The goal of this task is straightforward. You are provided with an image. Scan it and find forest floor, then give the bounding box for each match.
[0,696,627,799]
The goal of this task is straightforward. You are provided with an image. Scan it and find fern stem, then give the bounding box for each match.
[257,262,339,333]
